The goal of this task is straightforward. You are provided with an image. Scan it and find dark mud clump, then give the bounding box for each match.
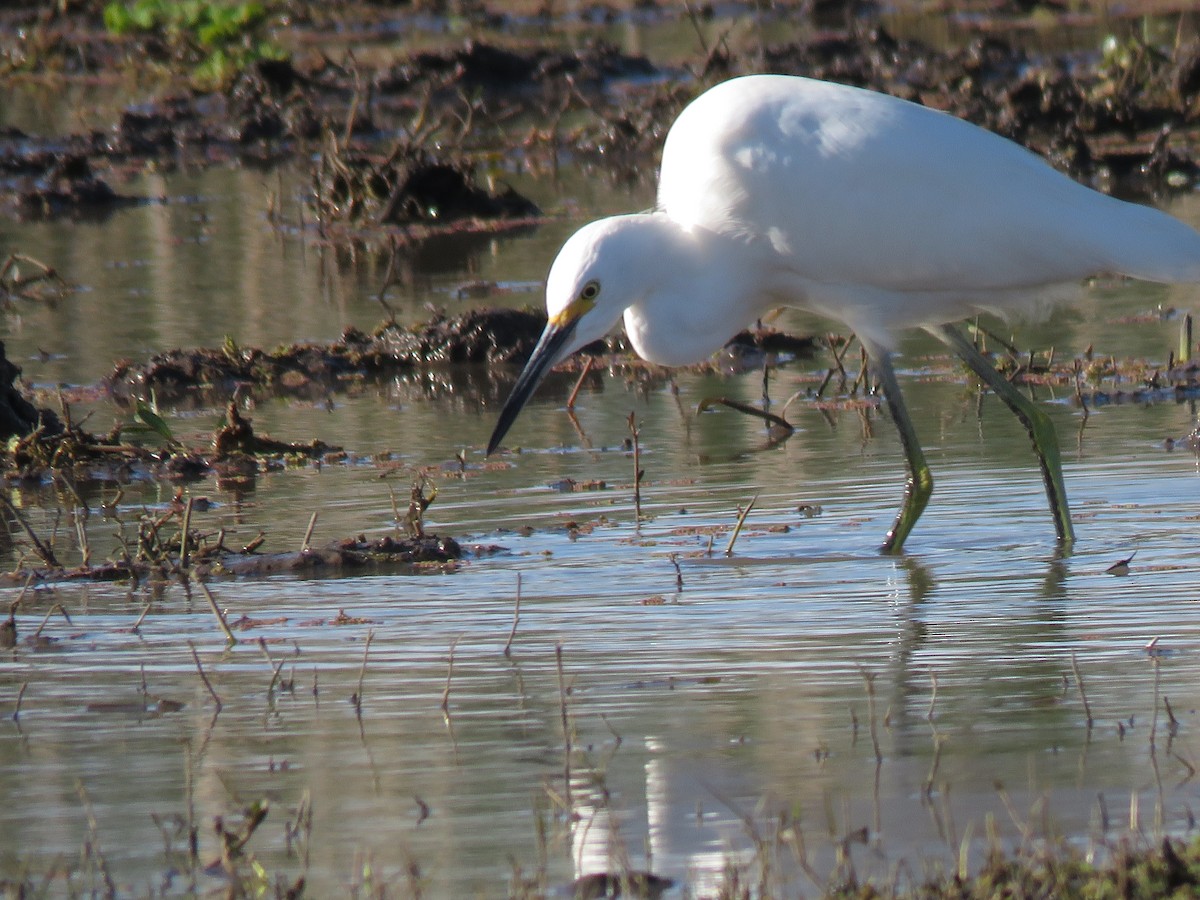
[209,533,464,579]
[372,307,549,366]
[108,307,813,405]
[0,340,60,441]
[0,148,136,221]
[312,142,540,236]
[211,401,336,460]
[108,308,551,403]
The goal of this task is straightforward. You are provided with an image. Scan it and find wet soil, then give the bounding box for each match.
[3,2,1200,228]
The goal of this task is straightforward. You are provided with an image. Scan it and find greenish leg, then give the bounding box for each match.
[936,324,1075,546]
[868,348,934,554]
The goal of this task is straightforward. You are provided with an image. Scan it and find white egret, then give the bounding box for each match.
[487,74,1200,552]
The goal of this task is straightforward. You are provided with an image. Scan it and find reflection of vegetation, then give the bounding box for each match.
[102,0,285,88]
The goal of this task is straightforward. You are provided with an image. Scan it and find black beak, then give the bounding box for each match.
[487,319,579,455]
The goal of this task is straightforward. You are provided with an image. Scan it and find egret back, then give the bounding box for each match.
[658,75,1200,294]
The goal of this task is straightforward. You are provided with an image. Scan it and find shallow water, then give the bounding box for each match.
[2,155,1200,895]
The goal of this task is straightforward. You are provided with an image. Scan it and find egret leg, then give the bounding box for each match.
[936,324,1075,545]
[868,349,934,554]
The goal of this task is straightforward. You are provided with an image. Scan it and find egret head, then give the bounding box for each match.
[487,217,645,454]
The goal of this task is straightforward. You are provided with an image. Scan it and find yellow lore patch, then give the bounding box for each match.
[549,294,595,327]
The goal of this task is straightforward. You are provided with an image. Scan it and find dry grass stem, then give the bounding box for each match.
[556,643,573,806]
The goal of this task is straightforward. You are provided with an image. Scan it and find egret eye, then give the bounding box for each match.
[580,280,600,301]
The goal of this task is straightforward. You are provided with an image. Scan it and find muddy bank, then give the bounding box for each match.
[0,531,469,590]
[106,308,819,404]
[3,3,1200,233]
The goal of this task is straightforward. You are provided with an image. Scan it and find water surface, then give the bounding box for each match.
[1,145,1200,896]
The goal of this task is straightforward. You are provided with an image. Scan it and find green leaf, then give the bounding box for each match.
[135,400,176,445]
[102,3,133,34]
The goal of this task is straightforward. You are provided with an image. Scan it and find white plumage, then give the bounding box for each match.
[489,74,1200,551]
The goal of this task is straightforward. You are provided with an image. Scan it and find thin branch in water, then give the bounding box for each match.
[301,512,318,553]
[556,642,573,806]
[353,628,375,717]
[375,235,401,323]
[258,637,286,697]
[566,356,593,411]
[76,781,117,896]
[1070,652,1093,730]
[1149,638,1163,750]
[441,635,460,716]
[503,573,521,658]
[724,494,759,556]
[923,733,944,800]
[188,640,223,711]
[32,603,71,640]
[1164,695,1180,736]
[697,396,793,433]
[858,665,883,765]
[179,495,193,571]
[627,412,643,520]
[13,682,27,720]
[195,577,237,646]
[0,493,60,568]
